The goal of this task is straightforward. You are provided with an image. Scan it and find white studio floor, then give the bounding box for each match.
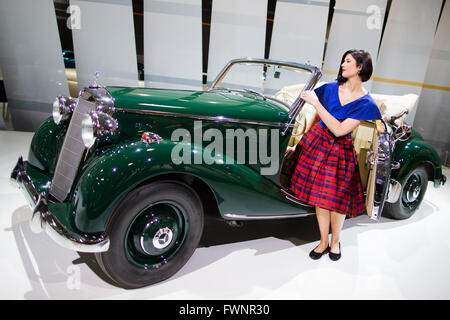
[1,129,450,300]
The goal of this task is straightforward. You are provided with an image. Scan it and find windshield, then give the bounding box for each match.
[209,60,316,110]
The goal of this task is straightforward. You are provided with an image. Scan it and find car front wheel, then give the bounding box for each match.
[95,181,204,289]
[384,166,429,220]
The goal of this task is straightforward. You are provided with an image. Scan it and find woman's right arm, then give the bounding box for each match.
[301,90,360,137]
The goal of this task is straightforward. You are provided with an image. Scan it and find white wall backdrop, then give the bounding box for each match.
[144,0,202,89]
[0,0,448,164]
[413,1,450,164]
[269,0,329,66]
[70,0,139,89]
[322,0,387,90]
[207,0,268,85]
[371,0,442,125]
[0,0,69,131]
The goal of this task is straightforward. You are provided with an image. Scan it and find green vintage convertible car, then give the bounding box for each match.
[11,58,446,288]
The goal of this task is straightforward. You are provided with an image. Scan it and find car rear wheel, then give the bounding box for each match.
[384,166,429,220]
[95,181,204,289]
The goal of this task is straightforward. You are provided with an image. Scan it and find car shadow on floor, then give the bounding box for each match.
[199,214,320,249]
[169,200,435,284]
[76,214,324,290]
[9,205,119,297]
[197,199,434,250]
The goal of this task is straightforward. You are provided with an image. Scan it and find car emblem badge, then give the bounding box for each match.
[141,132,163,145]
[153,227,173,249]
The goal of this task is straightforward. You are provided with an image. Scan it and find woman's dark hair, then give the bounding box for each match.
[336,49,373,83]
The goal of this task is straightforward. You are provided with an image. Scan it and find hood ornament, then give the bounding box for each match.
[90,71,101,88]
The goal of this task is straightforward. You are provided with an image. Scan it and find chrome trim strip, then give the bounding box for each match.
[115,107,295,128]
[224,212,314,220]
[11,157,110,253]
[280,188,313,206]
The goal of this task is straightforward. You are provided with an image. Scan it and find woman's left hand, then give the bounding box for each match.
[300,90,320,108]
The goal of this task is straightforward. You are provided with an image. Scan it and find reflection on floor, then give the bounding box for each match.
[1,130,449,299]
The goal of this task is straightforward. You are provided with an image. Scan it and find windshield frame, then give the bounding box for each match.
[208,58,322,116]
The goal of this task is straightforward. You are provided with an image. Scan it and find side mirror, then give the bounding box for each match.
[393,124,412,142]
[389,108,409,126]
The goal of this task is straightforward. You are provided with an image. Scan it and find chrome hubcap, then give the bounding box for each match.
[126,201,188,269]
[402,172,423,210]
[151,227,174,250]
[407,186,421,202]
[405,175,421,203]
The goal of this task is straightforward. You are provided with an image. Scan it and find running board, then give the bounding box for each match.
[224,212,315,220]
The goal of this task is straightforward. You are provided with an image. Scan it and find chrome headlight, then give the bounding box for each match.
[81,113,96,148]
[81,111,119,148]
[52,96,77,125]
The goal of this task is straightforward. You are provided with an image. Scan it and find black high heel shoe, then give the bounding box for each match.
[329,243,341,261]
[309,245,330,260]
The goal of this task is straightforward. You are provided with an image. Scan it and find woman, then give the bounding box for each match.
[289,49,382,261]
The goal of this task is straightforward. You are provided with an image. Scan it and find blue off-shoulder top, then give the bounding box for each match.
[313,81,382,137]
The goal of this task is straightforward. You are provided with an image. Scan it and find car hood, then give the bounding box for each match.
[106,87,289,125]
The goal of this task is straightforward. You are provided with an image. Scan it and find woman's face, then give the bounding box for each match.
[341,54,362,79]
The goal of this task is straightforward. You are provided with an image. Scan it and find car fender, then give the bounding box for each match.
[27,117,66,173]
[72,138,306,234]
[391,137,443,183]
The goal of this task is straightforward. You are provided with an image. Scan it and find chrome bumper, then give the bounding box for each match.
[11,157,109,253]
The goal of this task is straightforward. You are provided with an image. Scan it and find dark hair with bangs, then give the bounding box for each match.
[336,49,373,83]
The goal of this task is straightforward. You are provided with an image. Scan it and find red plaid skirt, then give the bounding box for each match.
[289,122,366,218]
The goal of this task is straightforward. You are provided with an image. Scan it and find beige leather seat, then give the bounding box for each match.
[370,93,418,126]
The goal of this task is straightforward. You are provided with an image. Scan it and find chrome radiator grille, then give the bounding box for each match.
[49,98,95,202]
